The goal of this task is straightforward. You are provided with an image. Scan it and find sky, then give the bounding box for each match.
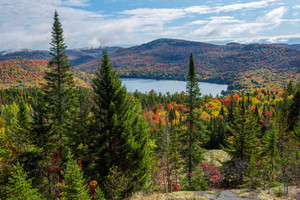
[0,0,300,50]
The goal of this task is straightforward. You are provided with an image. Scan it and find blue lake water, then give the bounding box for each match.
[121,78,228,96]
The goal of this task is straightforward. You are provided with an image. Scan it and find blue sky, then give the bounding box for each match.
[0,0,299,50]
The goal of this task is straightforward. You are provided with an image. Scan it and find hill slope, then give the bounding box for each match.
[0,39,299,91]
[78,39,300,91]
[0,59,91,89]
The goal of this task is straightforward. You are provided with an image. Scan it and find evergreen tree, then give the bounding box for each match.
[42,11,75,144]
[294,114,300,142]
[68,88,92,164]
[242,154,262,189]
[6,162,43,200]
[30,102,54,198]
[261,125,279,182]
[185,53,203,186]
[286,81,294,96]
[288,83,300,130]
[57,154,90,200]
[91,51,152,197]
[223,99,260,185]
[17,98,30,128]
[15,98,31,151]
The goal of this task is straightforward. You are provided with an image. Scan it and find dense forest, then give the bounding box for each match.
[0,12,299,200]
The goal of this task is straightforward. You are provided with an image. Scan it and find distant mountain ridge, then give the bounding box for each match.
[0,38,299,91]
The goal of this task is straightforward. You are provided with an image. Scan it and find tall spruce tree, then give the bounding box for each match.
[223,99,260,185]
[91,51,152,197]
[185,53,202,186]
[42,11,75,144]
[261,125,279,182]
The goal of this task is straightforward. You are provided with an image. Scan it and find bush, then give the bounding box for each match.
[273,188,285,197]
[104,165,130,200]
[184,167,208,191]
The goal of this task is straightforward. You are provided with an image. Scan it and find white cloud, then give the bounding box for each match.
[189,20,209,25]
[293,5,300,9]
[257,7,287,24]
[188,7,287,38]
[184,6,212,14]
[62,0,90,7]
[120,8,185,23]
[215,0,279,13]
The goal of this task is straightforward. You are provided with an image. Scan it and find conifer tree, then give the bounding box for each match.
[185,53,203,186]
[57,154,90,200]
[288,83,300,130]
[30,102,54,198]
[42,11,75,144]
[261,125,279,182]
[16,99,31,151]
[68,88,92,164]
[286,81,294,96]
[91,51,152,196]
[223,99,260,185]
[6,163,43,200]
[294,114,300,141]
[17,98,30,128]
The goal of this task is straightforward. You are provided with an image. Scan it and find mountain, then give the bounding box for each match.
[273,43,300,51]
[0,46,121,66]
[78,39,300,91]
[0,38,299,92]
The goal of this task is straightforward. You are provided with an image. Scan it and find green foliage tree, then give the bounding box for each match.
[91,51,152,197]
[68,88,92,165]
[294,113,300,142]
[261,125,279,182]
[6,162,43,200]
[57,154,90,200]
[288,83,300,130]
[42,11,75,145]
[223,99,260,185]
[17,98,30,128]
[104,165,129,200]
[185,53,205,186]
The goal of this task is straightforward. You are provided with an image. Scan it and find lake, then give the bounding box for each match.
[121,78,228,96]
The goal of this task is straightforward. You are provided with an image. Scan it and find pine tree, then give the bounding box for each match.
[17,98,30,128]
[57,154,90,200]
[91,51,152,197]
[68,88,92,164]
[6,162,43,200]
[223,99,260,185]
[286,81,294,96]
[294,114,300,142]
[30,102,54,198]
[261,125,279,182]
[185,53,204,186]
[42,11,75,144]
[288,83,300,130]
[16,98,31,151]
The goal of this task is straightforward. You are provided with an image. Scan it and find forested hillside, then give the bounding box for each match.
[0,59,91,89]
[1,39,299,92]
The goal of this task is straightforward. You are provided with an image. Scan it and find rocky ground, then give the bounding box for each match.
[131,186,300,200]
